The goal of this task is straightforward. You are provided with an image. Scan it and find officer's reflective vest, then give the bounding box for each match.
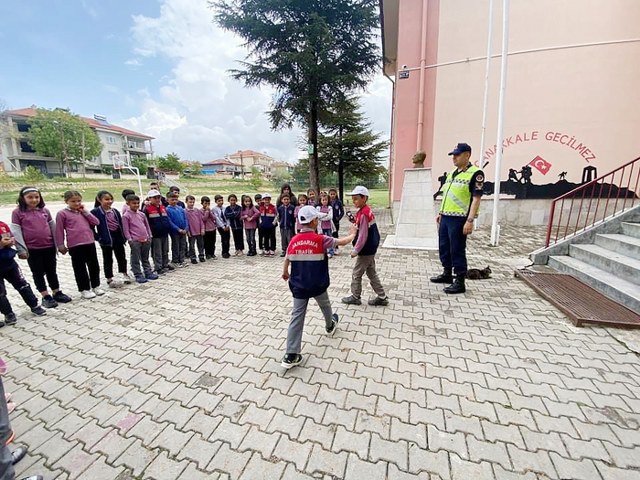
[286,231,330,299]
[439,165,480,217]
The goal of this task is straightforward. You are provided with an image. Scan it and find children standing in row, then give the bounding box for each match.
[56,191,105,299]
[225,194,244,256]
[241,196,260,256]
[185,195,206,264]
[11,187,72,308]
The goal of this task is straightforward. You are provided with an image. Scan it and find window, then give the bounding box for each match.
[106,135,117,144]
[19,141,35,153]
[16,123,30,133]
[107,151,118,163]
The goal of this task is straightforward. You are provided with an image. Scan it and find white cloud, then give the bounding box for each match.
[121,0,391,165]
[125,58,142,67]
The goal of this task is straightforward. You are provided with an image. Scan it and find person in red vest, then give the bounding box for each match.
[281,206,357,369]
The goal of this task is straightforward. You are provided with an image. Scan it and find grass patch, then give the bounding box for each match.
[0,176,390,208]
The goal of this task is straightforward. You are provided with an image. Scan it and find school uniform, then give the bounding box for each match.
[277,204,296,254]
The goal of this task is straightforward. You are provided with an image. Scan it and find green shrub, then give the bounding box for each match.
[22,166,45,183]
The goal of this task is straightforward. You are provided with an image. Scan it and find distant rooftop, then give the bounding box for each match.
[4,107,154,140]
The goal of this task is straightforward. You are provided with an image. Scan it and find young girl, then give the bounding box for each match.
[185,195,206,264]
[225,194,244,255]
[56,191,104,299]
[11,187,72,308]
[329,187,345,254]
[294,194,308,233]
[316,193,335,257]
[240,196,260,256]
[92,191,131,287]
[121,189,136,215]
[259,193,278,256]
[306,189,317,207]
[201,196,217,259]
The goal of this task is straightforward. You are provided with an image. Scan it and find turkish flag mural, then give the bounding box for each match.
[529,156,552,175]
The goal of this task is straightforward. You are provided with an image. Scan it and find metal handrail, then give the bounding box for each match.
[545,156,640,247]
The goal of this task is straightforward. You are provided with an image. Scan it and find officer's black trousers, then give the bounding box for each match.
[438,215,468,276]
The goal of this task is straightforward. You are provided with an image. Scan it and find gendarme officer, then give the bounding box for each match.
[430,143,484,294]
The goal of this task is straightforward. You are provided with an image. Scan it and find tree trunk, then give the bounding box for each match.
[308,100,320,196]
[338,125,345,200]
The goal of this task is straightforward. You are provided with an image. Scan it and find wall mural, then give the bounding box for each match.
[434,130,638,200]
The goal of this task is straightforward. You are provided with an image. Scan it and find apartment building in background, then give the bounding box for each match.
[0,106,154,175]
[202,150,276,177]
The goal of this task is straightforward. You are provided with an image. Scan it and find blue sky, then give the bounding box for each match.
[0,0,391,163]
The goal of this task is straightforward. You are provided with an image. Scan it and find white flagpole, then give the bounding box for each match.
[479,0,495,169]
[490,0,510,246]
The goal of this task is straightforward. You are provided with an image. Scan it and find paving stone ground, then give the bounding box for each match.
[1,204,639,480]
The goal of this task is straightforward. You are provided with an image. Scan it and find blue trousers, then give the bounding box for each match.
[438,215,468,276]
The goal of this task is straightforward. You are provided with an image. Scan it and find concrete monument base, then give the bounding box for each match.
[383,168,438,250]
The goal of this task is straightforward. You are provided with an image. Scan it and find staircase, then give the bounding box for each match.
[548,221,640,314]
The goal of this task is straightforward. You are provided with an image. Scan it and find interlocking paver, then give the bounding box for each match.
[2,209,640,479]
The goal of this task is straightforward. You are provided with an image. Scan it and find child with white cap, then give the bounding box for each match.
[341,186,389,306]
[281,205,357,369]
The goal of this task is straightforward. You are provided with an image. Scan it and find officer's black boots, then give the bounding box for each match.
[430,269,453,284]
[444,275,466,294]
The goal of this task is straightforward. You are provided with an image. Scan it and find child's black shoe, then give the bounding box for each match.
[326,313,339,336]
[53,291,72,303]
[191,258,198,265]
[4,312,17,326]
[31,306,47,316]
[281,353,303,369]
[42,296,58,309]
[199,256,206,263]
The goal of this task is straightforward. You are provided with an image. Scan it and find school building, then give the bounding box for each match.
[379,0,640,224]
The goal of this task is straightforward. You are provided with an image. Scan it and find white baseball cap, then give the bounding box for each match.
[147,189,161,198]
[298,205,319,224]
[262,192,272,199]
[349,186,369,197]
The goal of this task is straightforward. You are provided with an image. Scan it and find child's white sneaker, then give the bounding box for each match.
[93,287,106,296]
[121,273,133,284]
[107,278,123,288]
[81,290,96,299]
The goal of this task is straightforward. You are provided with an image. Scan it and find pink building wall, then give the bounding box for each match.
[383,0,640,205]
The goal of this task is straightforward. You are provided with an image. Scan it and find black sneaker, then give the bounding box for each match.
[166,264,176,271]
[326,313,339,336]
[368,296,389,306]
[191,258,198,265]
[341,295,362,305]
[42,296,58,309]
[53,291,72,303]
[222,253,230,259]
[31,306,47,316]
[281,353,303,369]
[199,256,206,263]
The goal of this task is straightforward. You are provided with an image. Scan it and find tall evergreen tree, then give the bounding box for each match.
[212,0,380,194]
[318,98,388,199]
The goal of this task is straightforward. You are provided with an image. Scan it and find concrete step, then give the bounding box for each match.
[569,244,640,285]
[548,255,640,314]
[594,233,640,260]
[621,222,640,239]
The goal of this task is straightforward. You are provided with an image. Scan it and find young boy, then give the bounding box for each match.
[281,206,357,369]
[213,194,231,258]
[341,186,389,306]
[254,193,265,254]
[149,182,167,206]
[329,188,345,253]
[122,195,158,283]
[144,189,173,274]
[166,193,189,267]
[277,194,296,257]
[259,193,277,256]
[201,196,217,259]
[0,221,46,325]
[167,186,186,208]
[185,195,206,264]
